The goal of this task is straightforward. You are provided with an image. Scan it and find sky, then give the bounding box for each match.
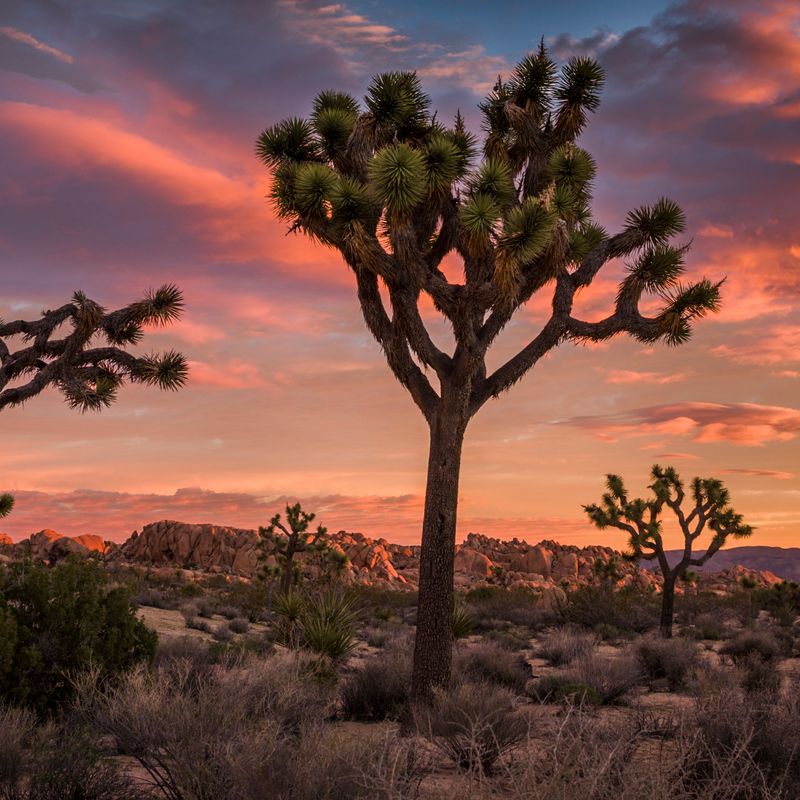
[0,0,798,548]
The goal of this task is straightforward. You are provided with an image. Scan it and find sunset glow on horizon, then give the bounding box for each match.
[1,0,798,549]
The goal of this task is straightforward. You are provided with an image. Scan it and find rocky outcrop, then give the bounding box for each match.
[1,519,785,598]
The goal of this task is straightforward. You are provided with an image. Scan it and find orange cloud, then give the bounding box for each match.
[606,370,688,385]
[0,26,74,64]
[719,468,794,480]
[187,359,272,390]
[563,402,800,447]
[711,325,800,365]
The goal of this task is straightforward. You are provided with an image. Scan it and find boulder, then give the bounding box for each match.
[552,552,579,580]
[454,546,493,578]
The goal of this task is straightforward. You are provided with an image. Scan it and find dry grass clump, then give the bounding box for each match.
[339,645,411,721]
[635,636,702,691]
[536,626,599,666]
[416,681,529,775]
[77,649,423,799]
[531,651,642,706]
[720,630,783,664]
[453,640,531,692]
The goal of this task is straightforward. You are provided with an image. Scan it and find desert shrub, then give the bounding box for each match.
[537,626,598,666]
[686,683,800,797]
[529,674,602,706]
[0,558,157,713]
[530,652,642,706]
[186,616,213,634]
[78,652,421,799]
[753,581,800,627]
[679,611,731,641]
[132,587,173,609]
[562,585,659,634]
[196,599,216,618]
[635,637,702,691]
[339,646,411,721]
[213,623,235,642]
[229,617,251,634]
[738,654,782,695]
[223,580,271,622]
[416,681,528,775]
[0,709,136,800]
[719,630,782,664]
[348,586,418,626]
[484,626,531,651]
[216,604,242,620]
[466,587,550,631]
[360,625,393,648]
[452,595,475,639]
[453,641,530,692]
[154,635,213,668]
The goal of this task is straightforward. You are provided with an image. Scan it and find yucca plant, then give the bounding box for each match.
[257,46,724,703]
[299,591,359,662]
[452,596,475,640]
[0,285,187,411]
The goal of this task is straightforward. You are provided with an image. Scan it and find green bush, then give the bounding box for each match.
[339,646,411,721]
[720,630,782,664]
[562,585,659,634]
[453,641,530,692]
[530,675,602,706]
[0,558,157,713]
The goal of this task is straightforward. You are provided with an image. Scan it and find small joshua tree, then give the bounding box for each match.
[0,285,187,411]
[259,502,331,594]
[257,46,722,701]
[584,465,753,638]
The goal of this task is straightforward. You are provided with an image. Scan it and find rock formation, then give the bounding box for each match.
[0,520,785,596]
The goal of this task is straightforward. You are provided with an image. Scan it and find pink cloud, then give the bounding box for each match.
[606,369,688,385]
[187,359,272,390]
[564,402,800,447]
[719,468,794,480]
[711,325,800,365]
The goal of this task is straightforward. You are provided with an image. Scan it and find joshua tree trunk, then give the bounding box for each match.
[660,573,676,639]
[411,399,468,704]
[281,542,297,594]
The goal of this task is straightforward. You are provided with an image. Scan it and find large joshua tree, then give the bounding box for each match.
[256,47,722,702]
[584,465,753,638]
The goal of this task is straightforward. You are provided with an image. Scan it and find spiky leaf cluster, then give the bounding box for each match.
[0,286,188,412]
[0,493,13,518]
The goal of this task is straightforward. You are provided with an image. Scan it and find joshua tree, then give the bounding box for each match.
[259,502,331,594]
[0,285,187,411]
[0,493,13,518]
[256,47,722,701]
[584,465,753,638]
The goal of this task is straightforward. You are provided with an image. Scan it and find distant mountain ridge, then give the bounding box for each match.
[643,546,800,582]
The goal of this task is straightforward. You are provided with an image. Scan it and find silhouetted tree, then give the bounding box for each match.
[0,285,187,411]
[584,465,753,638]
[0,494,12,518]
[257,47,722,701]
[259,502,330,594]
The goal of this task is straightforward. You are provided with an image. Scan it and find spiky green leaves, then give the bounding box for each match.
[0,493,14,518]
[494,199,557,299]
[625,244,687,294]
[424,135,462,196]
[625,198,686,246]
[368,143,426,214]
[509,49,556,110]
[460,193,500,252]
[330,176,371,224]
[548,145,596,192]
[311,91,359,160]
[256,118,318,166]
[366,72,430,141]
[568,221,607,262]
[136,350,189,391]
[469,158,516,205]
[294,162,337,217]
[657,279,723,345]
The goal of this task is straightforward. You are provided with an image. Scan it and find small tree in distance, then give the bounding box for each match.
[0,285,188,411]
[257,45,723,702]
[584,464,754,638]
[259,502,331,594]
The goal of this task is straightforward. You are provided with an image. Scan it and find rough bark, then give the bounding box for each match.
[410,403,468,705]
[660,573,677,638]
